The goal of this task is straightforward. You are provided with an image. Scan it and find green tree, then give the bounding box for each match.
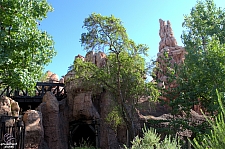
[169,0,225,115]
[154,0,225,143]
[0,0,56,92]
[191,90,225,149]
[75,13,159,144]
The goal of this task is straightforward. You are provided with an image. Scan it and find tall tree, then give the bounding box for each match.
[75,13,158,144]
[175,0,225,114]
[158,0,225,140]
[0,0,56,91]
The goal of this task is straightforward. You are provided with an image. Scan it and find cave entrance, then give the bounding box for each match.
[69,120,99,148]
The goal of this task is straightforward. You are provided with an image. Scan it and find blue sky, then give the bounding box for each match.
[39,0,224,78]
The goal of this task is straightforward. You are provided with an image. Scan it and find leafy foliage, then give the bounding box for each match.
[167,0,225,115]
[105,105,123,129]
[75,13,159,142]
[125,125,180,149]
[154,0,225,143]
[0,0,56,92]
[191,90,225,149]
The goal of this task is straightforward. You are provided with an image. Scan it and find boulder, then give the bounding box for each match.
[49,73,59,83]
[23,110,45,149]
[0,96,20,117]
[37,92,68,149]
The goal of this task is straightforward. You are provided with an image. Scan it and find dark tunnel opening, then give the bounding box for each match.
[70,124,96,148]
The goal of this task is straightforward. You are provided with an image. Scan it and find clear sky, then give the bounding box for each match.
[39,0,224,78]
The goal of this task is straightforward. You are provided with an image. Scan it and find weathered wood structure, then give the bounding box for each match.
[0,82,66,112]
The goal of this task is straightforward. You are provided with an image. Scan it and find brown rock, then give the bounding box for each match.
[85,51,95,64]
[85,51,107,68]
[23,110,45,149]
[156,19,187,102]
[0,96,12,116]
[95,51,107,67]
[49,73,59,83]
[75,54,85,61]
[39,92,60,149]
[159,19,177,52]
[46,70,53,80]
[0,96,20,116]
[42,92,59,113]
[37,92,68,149]
[72,91,100,120]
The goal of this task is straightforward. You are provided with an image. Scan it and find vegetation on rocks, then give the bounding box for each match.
[152,0,225,144]
[73,13,159,144]
[73,0,225,147]
[2,0,225,148]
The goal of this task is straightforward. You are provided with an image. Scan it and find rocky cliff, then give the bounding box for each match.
[155,19,187,101]
[64,51,125,148]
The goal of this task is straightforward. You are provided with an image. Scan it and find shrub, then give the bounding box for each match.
[191,90,225,149]
[125,125,180,149]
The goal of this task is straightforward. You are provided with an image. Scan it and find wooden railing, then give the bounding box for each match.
[0,82,66,102]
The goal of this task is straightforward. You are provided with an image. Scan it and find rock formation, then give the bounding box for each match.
[159,19,178,51]
[0,96,20,117]
[45,70,60,83]
[0,96,20,128]
[64,51,128,148]
[72,91,100,120]
[37,92,69,149]
[49,74,59,83]
[23,110,45,149]
[156,19,187,101]
[85,51,107,68]
[40,71,65,95]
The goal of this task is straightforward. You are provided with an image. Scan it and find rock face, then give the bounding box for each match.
[98,92,120,148]
[37,92,69,149]
[0,96,20,117]
[65,51,107,122]
[64,52,128,149]
[0,96,20,128]
[156,19,187,101]
[23,110,45,149]
[159,19,178,51]
[72,91,100,120]
[85,51,107,67]
[46,70,60,83]
[49,73,59,83]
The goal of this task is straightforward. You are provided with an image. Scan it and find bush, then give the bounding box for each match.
[191,90,225,149]
[125,125,180,149]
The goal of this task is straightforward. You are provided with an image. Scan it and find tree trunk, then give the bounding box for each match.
[116,53,135,146]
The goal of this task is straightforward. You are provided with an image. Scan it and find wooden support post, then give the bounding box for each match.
[57,85,60,97]
[95,124,99,149]
[41,85,45,96]
[6,86,9,97]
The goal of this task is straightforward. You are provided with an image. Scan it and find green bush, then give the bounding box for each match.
[191,90,225,149]
[125,125,180,149]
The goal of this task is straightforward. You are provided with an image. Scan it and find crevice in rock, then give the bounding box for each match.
[69,120,99,148]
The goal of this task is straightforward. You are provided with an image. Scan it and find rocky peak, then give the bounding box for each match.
[156,19,187,101]
[159,19,178,51]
